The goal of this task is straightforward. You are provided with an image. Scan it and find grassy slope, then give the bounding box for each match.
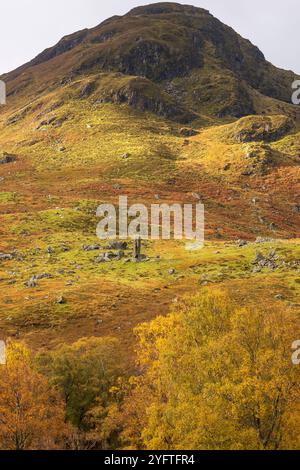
[0,79,300,366]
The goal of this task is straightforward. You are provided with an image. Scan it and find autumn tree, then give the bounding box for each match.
[123,290,300,450]
[37,336,123,448]
[0,341,67,450]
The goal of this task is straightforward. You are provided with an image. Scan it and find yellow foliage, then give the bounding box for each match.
[124,290,300,450]
[0,341,68,450]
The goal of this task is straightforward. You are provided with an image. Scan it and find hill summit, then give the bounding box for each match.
[2,2,299,122]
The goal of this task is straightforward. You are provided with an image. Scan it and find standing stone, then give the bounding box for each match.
[133,237,141,260]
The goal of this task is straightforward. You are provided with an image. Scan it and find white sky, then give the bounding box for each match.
[0,0,299,75]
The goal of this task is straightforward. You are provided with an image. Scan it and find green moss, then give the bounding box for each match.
[0,192,20,203]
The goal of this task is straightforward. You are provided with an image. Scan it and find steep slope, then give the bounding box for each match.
[1,2,300,122]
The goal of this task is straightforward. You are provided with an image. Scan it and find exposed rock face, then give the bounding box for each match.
[94,75,196,123]
[231,116,295,143]
[111,36,203,81]
[108,78,196,122]
[79,81,97,99]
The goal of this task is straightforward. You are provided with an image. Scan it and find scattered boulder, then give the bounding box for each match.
[102,252,114,262]
[132,254,149,263]
[252,266,261,274]
[255,237,276,244]
[34,273,52,280]
[56,296,66,305]
[83,244,101,251]
[25,273,52,288]
[105,241,128,250]
[275,294,284,300]
[116,251,125,261]
[37,115,68,130]
[179,127,198,137]
[53,117,68,128]
[60,244,71,252]
[293,205,300,213]
[94,255,106,264]
[25,277,38,288]
[95,251,125,263]
[237,239,248,247]
[6,114,24,125]
[242,169,253,177]
[37,116,57,128]
[0,253,14,261]
[252,249,279,271]
[254,252,265,263]
[79,81,96,99]
[0,153,17,164]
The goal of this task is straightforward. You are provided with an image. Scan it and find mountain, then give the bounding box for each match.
[0,3,299,362]
[2,2,300,122]
[1,4,300,452]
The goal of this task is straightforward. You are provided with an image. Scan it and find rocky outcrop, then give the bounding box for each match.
[31,29,89,67]
[95,75,196,123]
[242,144,274,176]
[229,115,295,143]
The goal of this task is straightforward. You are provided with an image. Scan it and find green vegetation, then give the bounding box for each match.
[0,1,299,451]
[125,290,300,450]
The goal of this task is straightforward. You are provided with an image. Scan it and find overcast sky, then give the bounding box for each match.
[0,0,299,75]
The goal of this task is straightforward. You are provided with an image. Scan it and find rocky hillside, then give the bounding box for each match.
[2,2,300,122]
[0,1,299,376]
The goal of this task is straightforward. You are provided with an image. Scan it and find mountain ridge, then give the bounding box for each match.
[2,2,299,122]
